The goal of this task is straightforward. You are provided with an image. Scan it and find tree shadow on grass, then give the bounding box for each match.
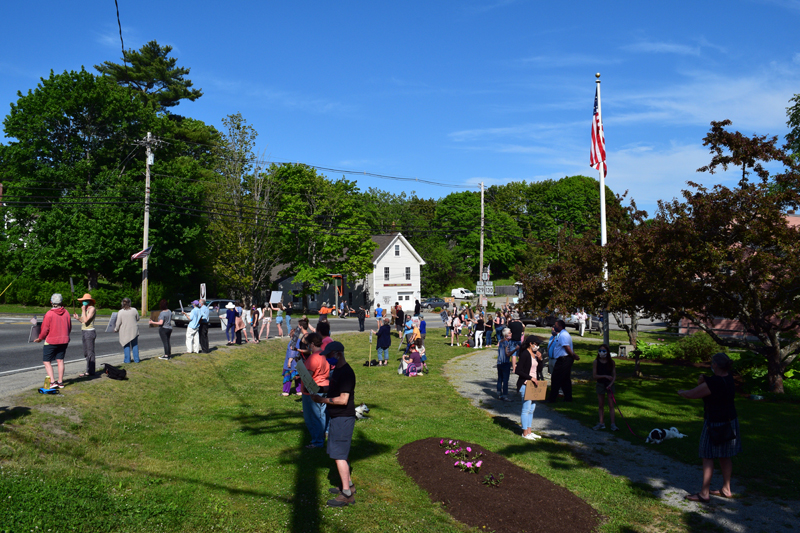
[0,406,31,426]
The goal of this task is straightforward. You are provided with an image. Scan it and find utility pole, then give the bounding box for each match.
[134,132,163,318]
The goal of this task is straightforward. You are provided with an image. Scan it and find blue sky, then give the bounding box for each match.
[2,0,799,215]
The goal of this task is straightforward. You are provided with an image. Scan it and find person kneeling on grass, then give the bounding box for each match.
[592,344,618,431]
[312,341,358,507]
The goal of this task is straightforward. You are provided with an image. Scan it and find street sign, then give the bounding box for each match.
[482,272,489,281]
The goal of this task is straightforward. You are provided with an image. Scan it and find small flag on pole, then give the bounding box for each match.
[131,246,153,260]
[590,85,607,175]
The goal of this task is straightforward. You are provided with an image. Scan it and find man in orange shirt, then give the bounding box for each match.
[300,332,331,448]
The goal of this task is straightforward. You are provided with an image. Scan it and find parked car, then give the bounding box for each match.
[450,288,474,299]
[172,299,235,327]
[421,297,449,309]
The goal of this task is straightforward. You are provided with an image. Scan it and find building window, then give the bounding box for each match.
[405,267,411,281]
[384,267,390,281]
[395,244,400,256]
[405,295,410,301]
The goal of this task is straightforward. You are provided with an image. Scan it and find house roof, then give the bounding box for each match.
[371,232,426,265]
[270,232,426,284]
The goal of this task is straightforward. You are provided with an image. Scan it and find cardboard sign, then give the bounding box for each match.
[269,291,283,304]
[105,312,118,333]
[440,311,448,323]
[295,359,320,394]
[523,380,548,401]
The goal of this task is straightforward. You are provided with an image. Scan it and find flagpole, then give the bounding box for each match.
[596,73,610,347]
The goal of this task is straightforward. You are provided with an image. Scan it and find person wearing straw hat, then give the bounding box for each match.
[73,293,97,376]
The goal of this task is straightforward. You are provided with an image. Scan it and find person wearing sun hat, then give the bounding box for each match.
[73,293,97,376]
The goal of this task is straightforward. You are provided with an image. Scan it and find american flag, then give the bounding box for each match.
[131,245,153,260]
[590,85,607,175]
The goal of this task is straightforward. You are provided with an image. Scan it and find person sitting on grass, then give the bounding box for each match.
[402,345,423,376]
[592,344,618,431]
[415,338,428,372]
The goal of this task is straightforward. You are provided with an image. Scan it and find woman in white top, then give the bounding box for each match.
[259,303,272,340]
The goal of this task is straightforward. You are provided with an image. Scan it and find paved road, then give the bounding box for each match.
[0,314,383,376]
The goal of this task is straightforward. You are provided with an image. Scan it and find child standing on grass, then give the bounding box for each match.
[592,344,618,431]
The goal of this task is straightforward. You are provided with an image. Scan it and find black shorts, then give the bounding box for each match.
[327,416,356,460]
[43,343,68,362]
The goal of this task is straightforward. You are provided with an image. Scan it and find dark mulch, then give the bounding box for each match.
[397,438,601,533]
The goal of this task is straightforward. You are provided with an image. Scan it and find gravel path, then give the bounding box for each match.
[444,348,800,532]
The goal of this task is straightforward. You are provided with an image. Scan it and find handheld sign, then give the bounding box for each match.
[295,359,321,395]
[105,312,118,333]
[28,317,41,343]
[269,291,283,304]
[179,300,185,314]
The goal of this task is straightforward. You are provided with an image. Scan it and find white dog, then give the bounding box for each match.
[355,403,370,420]
[646,427,687,444]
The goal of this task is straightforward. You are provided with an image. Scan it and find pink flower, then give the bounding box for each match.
[466,462,473,468]
[466,447,472,452]
[454,461,459,466]
[476,461,483,467]
[440,439,444,445]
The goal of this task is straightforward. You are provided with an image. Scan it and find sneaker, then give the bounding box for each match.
[53,381,64,389]
[158,355,169,360]
[610,424,619,431]
[592,423,606,430]
[523,433,541,440]
[502,396,512,402]
[327,491,355,507]
[328,485,357,495]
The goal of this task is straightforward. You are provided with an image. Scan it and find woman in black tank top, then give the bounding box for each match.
[592,344,617,431]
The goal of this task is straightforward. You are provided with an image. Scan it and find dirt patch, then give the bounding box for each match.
[32,404,82,424]
[398,437,601,533]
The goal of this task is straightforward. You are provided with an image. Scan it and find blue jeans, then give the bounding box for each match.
[519,384,536,430]
[302,394,328,447]
[484,329,492,345]
[226,322,235,342]
[377,347,389,361]
[123,337,140,363]
[497,362,511,396]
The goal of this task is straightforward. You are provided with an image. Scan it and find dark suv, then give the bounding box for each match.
[172,299,235,327]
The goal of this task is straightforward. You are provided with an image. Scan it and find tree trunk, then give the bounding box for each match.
[87,270,99,290]
[766,346,785,393]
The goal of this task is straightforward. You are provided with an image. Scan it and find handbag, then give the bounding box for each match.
[708,420,737,445]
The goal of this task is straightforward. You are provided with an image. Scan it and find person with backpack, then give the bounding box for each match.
[34,293,72,388]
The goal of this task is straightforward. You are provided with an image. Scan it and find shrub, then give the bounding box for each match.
[434,307,442,313]
[635,340,674,360]
[672,331,725,363]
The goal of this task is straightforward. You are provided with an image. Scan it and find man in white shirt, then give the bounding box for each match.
[576,309,588,337]
[547,319,579,403]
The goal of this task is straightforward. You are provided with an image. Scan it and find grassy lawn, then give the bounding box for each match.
[552,339,800,500]
[0,303,118,316]
[2,332,711,533]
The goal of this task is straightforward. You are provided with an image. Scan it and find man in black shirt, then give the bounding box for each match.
[313,341,357,507]
[356,306,366,332]
[508,315,525,370]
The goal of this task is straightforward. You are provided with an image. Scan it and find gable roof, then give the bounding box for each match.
[371,232,426,265]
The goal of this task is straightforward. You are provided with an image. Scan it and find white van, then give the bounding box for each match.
[451,288,475,299]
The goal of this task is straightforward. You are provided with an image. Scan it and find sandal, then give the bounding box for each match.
[684,493,710,504]
[709,489,733,498]
[78,373,88,377]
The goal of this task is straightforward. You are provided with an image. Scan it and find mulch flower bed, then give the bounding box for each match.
[398,438,601,533]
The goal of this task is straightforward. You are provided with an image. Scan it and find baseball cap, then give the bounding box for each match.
[320,341,345,356]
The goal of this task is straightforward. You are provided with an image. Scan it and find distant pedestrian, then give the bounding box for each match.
[414,299,421,317]
[419,315,426,346]
[576,308,588,337]
[115,297,141,363]
[372,317,392,366]
[198,299,210,353]
[183,300,201,353]
[496,328,516,401]
[251,304,261,343]
[224,302,237,345]
[149,299,173,360]
[273,302,285,337]
[34,293,71,388]
[356,305,366,332]
[375,303,384,329]
[73,293,97,376]
[548,319,579,403]
[592,344,617,431]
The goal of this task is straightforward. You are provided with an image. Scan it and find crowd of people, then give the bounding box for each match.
[32,292,740,508]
